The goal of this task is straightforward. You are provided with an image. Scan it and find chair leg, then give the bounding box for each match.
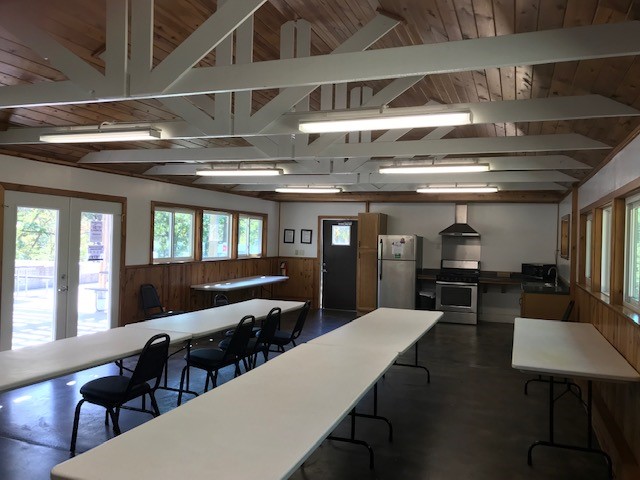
[212,370,219,388]
[234,362,242,377]
[104,409,109,426]
[204,373,210,392]
[108,408,121,435]
[149,392,161,417]
[70,399,85,453]
[292,339,297,347]
[177,365,188,406]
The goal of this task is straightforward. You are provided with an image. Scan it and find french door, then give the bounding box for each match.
[0,192,121,351]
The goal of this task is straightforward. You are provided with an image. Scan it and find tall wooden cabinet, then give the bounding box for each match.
[356,213,387,314]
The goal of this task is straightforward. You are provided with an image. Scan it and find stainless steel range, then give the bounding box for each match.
[436,205,481,325]
[436,259,480,324]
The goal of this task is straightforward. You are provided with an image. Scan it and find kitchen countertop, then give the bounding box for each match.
[417,269,569,295]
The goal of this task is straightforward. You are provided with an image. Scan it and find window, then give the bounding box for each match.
[625,195,640,307]
[153,207,195,262]
[202,211,231,260]
[332,224,351,246]
[238,215,263,257]
[600,206,612,295]
[585,214,593,282]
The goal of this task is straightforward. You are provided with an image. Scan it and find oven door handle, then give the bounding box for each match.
[436,281,477,287]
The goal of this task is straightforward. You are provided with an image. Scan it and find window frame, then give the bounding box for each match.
[624,193,640,310]
[150,202,267,264]
[201,210,233,261]
[237,213,266,258]
[151,205,196,263]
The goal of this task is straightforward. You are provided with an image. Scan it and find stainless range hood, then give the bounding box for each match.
[439,204,480,237]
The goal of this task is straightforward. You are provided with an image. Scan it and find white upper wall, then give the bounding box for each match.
[0,154,279,265]
[280,201,558,271]
[278,202,365,257]
[580,134,640,209]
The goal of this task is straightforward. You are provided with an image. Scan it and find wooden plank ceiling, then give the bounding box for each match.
[0,0,639,202]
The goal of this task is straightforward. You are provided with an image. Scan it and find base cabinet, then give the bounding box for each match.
[520,293,570,320]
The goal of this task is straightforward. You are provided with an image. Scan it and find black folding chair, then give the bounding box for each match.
[70,333,170,453]
[177,315,255,405]
[140,283,184,319]
[270,301,310,352]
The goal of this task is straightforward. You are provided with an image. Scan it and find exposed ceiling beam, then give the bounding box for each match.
[78,133,608,164]
[1,95,632,145]
[167,22,640,96]
[142,154,590,176]
[196,170,575,186]
[1,22,638,109]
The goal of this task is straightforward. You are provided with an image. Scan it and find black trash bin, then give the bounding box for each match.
[417,290,436,310]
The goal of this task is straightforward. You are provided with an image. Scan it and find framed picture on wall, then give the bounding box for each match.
[283,229,295,244]
[560,215,570,259]
[301,229,312,244]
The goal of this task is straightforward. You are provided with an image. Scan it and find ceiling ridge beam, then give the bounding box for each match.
[168,21,640,96]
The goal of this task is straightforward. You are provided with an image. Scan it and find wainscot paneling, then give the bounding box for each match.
[121,258,279,324]
[576,285,640,480]
[272,257,319,308]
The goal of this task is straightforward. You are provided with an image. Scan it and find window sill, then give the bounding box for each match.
[577,283,640,327]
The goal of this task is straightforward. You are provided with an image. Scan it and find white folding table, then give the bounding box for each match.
[512,317,640,477]
[126,298,304,338]
[51,343,397,480]
[310,307,441,381]
[191,275,288,304]
[0,327,191,394]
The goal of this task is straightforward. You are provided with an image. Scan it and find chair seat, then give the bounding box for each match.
[80,375,150,406]
[270,330,291,345]
[187,347,233,369]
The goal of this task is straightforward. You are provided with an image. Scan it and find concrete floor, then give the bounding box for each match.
[0,309,609,479]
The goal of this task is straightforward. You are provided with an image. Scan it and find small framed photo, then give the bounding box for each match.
[283,229,295,244]
[301,229,312,244]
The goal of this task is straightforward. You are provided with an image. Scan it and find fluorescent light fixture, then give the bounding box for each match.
[196,168,282,177]
[417,186,498,194]
[275,187,342,194]
[299,110,471,133]
[380,164,489,174]
[40,128,161,143]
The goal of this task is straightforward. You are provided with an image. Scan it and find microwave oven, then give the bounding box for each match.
[521,263,557,281]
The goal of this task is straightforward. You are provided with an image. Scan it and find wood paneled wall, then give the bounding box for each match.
[576,286,640,480]
[272,257,319,307]
[120,256,318,325]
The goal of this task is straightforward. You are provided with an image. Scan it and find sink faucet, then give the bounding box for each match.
[547,266,558,287]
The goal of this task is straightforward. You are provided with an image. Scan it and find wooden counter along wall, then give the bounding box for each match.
[576,285,640,480]
[120,257,317,324]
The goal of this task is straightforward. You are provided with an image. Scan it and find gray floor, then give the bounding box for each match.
[0,310,609,479]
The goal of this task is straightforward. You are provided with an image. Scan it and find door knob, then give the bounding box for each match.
[58,285,68,292]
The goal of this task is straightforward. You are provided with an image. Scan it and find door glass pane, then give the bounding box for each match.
[77,212,113,336]
[12,207,58,349]
[332,225,351,246]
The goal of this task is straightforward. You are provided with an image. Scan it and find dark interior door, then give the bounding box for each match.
[322,220,357,310]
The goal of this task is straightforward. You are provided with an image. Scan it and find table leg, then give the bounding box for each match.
[526,378,613,478]
[393,342,430,383]
[328,407,375,469]
[158,340,198,400]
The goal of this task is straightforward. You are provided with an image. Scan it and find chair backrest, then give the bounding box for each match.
[214,294,230,307]
[126,333,170,394]
[561,300,575,322]
[290,301,311,340]
[223,315,255,362]
[255,307,281,349]
[140,284,164,317]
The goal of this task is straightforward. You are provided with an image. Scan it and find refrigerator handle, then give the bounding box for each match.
[379,238,383,280]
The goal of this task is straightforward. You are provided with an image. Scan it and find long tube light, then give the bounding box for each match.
[275,187,342,194]
[299,110,471,133]
[196,168,282,177]
[380,164,489,174]
[40,128,161,143]
[417,186,498,194]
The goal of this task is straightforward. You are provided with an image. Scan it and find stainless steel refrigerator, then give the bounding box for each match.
[377,234,422,309]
